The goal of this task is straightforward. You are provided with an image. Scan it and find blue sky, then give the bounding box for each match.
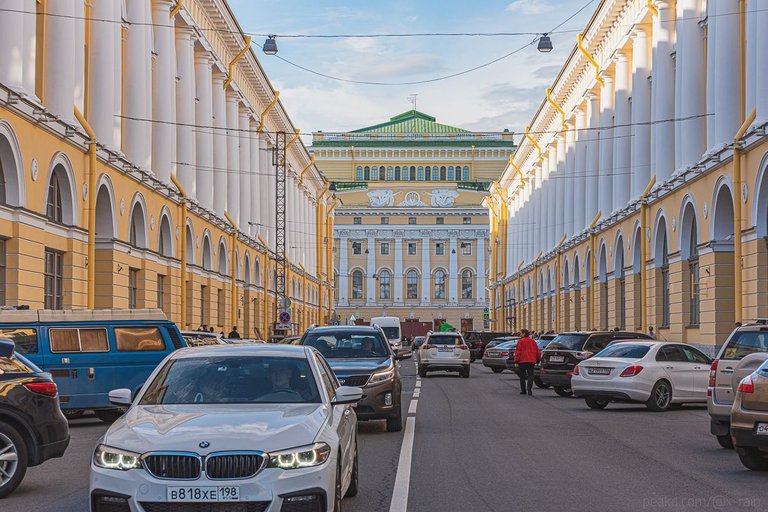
[228,0,594,135]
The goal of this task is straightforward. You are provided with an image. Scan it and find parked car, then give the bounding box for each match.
[539,331,652,397]
[0,309,186,423]
[708,321,768,449]
[464,331,513,362]
[91,344,362,511]
[505,337,557,387]
[180,330,227,347]
[417,331,471,378]
[571,341,711,410]
[483,339,518,373]
[730,359,768,470]
[0,338,70,498]
[412,336,426,349]
[299,326,404,432]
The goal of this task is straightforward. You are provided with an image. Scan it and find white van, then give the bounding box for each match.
[371,316,402,352]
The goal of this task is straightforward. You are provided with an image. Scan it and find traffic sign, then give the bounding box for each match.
[279,311,291,323]
[484,306,490,313]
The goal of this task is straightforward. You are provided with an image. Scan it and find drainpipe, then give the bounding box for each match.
[546,89,568,131]
[577,34,605,87]
[555,234,567,333]
[517,260,524,331]
[533,251,542,332]
[170,174,188,327]
[170,0,183,18]
[524,126,543,162]
[639,176,656,334]
[224,212,238,330]
[646,0,659,17]
[258,92,280,132]
[733,109,756,324]
[73,106,97,309]
[299,157,316,187]
[223,36,251,90]
[588,211,602,329]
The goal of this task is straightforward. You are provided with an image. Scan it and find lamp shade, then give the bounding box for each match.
[263,36,278,55]
[537,34,553,53]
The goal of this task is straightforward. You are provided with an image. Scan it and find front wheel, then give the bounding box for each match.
[344,445,359,497]
[645,381,672,411]
[334,459,343,511]
[553,386,573,397]
[491,368,504,374]
[716,435,734,449]
[737,447,768,471]
[460,366,470,378]
[585,398,609,410]
[534,377,550,389]
[418,366,427,378]
[0,424,28,499]
[386,407,403,432]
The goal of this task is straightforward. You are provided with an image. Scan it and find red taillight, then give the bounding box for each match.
[709,359,719,387]
[24,381,58,397]
[456,345,469,350]
[619,365,643,377]
[499,351,509,357]
[573,366,580,376]
[738,375,755,394]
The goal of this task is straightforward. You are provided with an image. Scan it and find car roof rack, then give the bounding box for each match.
[751,319,768,325]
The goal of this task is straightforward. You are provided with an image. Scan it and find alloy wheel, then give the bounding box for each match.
[654,382,671,409]
[0,432,19,487]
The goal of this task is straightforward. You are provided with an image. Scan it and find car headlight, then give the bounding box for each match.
[268,443,331,470]
[93,444,142,471]
[368,367,395,385]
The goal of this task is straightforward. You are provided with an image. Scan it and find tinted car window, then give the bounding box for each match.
[303,332,389,358]
[722,331,768,360]
[656,346,687,362]
[0,328,38,354]
[380,327,399,340]
[594,344,651,359]
[116,327,166,352]
[546,334,589,351]
[141,356,321,404]
[681,346,711,364]
[428,335,463,346]
[584,335,613,353]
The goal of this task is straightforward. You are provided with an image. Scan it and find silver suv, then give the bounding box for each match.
[416,331,471,378]
[708,321,768,448]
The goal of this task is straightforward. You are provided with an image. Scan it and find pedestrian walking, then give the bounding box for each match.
[514,329,541,396]
[648,326,656,340]
[228,326,241,339]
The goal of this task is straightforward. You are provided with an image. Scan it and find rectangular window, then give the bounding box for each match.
[157,274,166,312]
[353,217,362,225]
[0,238,5,306]
[463,217,471,225]
[661,266,671,328]
[618,277,626,330]
[435,242,445,256]
[408,217,416,225]
[128,268,139,309]
[380,217,389,225]
[461,242,472,256]
[689,259,700,327]
[50,328,109,353]
[44,249,64,310]
[380,242,390,256]
[217,288,225,326]
[115,327,166,352]
[407,242,417,256]
[436,217,445,225]
[352,242,362,255]
[201,285,208,324]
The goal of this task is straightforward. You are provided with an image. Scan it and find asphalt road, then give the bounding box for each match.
[5,358,768,511]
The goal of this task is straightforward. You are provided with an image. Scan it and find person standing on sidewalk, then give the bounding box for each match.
[514,329,541,396]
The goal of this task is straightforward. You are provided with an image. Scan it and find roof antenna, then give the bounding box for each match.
[408,94,418,111]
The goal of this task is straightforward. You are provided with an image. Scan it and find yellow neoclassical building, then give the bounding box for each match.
[488,0,768,354]
[0,0,334,338]
[311,111,515,332]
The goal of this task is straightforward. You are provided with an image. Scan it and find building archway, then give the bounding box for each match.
[706,181,736,335]
[201,232,213,271]
[0,120,25,207]
[572,253,582,330]
[94,178,117,308]
[654,213,670,330]
[157,209,174,258]
[598,242,608,330]
[128,194,148,249]
[45,153,78,225]
[614,235,626,329]
[680,198,700,328]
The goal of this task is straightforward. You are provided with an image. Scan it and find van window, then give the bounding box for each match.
[0,328,39,354]
[116,327,166,352]
[50,328,109,353]
[722,331,768,360]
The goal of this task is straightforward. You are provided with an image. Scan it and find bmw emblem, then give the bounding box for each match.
[199,441,210,449]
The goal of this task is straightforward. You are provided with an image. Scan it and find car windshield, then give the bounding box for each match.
[428,335,463,346]
[380,327,399,341]
[139,356,321,405]
[594,344,651,359]
[722,331,768,360]
[302,332,389,359]
[546,334,589,351]
[495,341,518,349]
[536,339,553,350]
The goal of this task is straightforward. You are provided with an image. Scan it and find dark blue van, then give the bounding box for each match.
[0,309,186,422]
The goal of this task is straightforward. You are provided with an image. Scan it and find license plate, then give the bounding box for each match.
[167,486,240,502]
[549,356,564,363]
[756,423,768,435]
[587,367,611,375]
[438,347,454,352]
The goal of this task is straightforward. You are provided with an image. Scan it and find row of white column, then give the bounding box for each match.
[0,0,322,260]
[505,0,768,273]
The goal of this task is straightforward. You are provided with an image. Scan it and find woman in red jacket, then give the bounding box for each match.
[514,329,541,395]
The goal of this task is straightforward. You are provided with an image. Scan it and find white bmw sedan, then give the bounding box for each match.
[90,344,362,512]
[571,341,712,411]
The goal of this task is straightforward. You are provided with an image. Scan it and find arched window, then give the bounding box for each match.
[440,166,447,181]
[218,241,228,275]
[463,166,470,181]
[434,270,446,299]
[448,166,454,181]
[424,166,430,181]
[254,259,261,285]
[394,166,401,180]
[372,166,379,180]
[356,166,363,181]
[387,166,393,180]
[364,166,370,180]
[351,270,364,299]
[406,270,418,299]
[409,166,416,180]
[681,202,699,327]
[129,201,147,249]
[202,235,213,270]
[0,157,5,204]
[46,172,63,222]
[461,270,473,299]
[420,166,426,181]
[158,214,173,257]
[379,269,391,299]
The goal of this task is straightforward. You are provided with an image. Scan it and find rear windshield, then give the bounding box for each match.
[594,344,651,359]
[546,334,589,351]
[380,327,400,340]
[428,335,463,345]
[302,332,390,358]
[722,331,768,360]
[495,341,518,349]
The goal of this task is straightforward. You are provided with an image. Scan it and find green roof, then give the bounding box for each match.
[351,110,471,134]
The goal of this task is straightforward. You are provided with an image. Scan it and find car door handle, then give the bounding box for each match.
[694,366,701,370]
[721,368,734,374]
[665,366,674,370]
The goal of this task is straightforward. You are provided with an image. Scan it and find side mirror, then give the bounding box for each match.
[332,386,363,405]
[109,388,133,406]
[0,338,15,359]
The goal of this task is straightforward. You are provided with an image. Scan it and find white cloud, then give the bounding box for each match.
[505,0,556,15]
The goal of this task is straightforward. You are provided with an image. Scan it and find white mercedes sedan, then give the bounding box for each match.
[571,341,712,411]
[89,344,362,512]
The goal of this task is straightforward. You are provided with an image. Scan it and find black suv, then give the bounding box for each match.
[0,339,70,498]
[464,331,514,361]
[539,331,651,396]
[299,326,404,431]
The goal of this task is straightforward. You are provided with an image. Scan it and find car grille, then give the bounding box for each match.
[205,453,264,479]
[140,503,270,512]
[143,454,201,480]
[337,375,370,386]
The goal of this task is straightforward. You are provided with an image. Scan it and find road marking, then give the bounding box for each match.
[414,381,421,388]
[413,390,420,398]
[408,399,418,414]
[388,416,416,512]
